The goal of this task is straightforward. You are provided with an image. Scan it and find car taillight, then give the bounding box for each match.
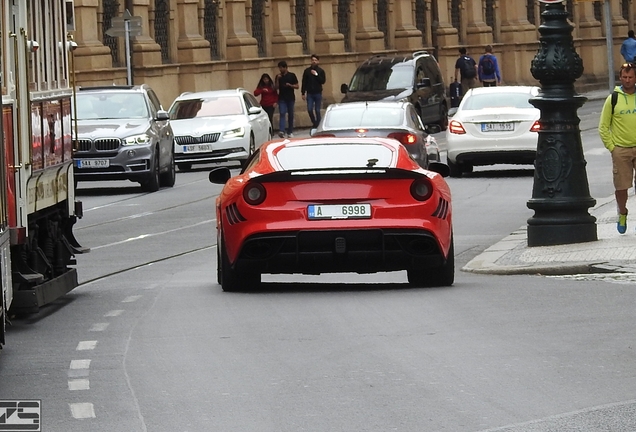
[530,121,541,132]
[388,132,417,145]
[448,120,466,134]
[313,133,336,138]
[410,177,433,201]
[243,183,266,205]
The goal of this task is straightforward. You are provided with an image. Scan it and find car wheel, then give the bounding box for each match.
[437,104,449,131]
[177,162,192,172]
[407,236,455,287]
[240,135,256,169]
[219,235,260,292]
[142,151,161,192]
[160,151,176,188]
[448,159,462,178]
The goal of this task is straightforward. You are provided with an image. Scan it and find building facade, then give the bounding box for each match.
[71,0,633,124]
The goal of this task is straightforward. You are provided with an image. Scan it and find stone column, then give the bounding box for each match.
[577,0,601,38]
[314,0,346,52]
[464,0,491,45]
[131,0,163,66]
[393,0,423,50]
[499,0,537,43]
[175,0,210,62]
[72,0,115,70]
[270,0,304,57]
[434,0,458,48]
[353,0,384,51]
[224,0,259,58]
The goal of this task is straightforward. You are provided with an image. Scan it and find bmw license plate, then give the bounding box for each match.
[183,144,213,153]
[481,122,514,132]
[76,159,109,168]
[308,204,372,220]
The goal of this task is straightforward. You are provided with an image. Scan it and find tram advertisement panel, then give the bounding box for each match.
[62,98,72,161]
[43,100,63,168]
[32,103,43,171]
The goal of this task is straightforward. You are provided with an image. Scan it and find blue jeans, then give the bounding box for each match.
[278,99,295,134]
[306,93,323,127]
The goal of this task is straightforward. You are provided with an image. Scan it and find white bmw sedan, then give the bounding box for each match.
[168,88,272,171]
[445,86,541,177]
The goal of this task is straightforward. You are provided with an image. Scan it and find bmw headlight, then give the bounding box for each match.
[123,134,151,145]
[223,127,246,138]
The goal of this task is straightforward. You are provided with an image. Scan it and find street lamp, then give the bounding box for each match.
[526,0,597,246]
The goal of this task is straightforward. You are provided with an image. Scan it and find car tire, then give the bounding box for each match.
[437,104,449,131]
[219,235,260,292]
[177,162,192,172]
[448,159,462,178]
[240,135,256,170]
[160,151,176,188]
[407,237,455,287]
[142,151,161,192]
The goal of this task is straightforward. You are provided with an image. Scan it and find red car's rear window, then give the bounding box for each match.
[274,143,396,170]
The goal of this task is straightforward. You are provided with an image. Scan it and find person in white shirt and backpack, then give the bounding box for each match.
[478,45,501,87]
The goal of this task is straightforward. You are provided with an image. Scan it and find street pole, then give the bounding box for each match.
[526,0,597,246]
[125,19,132,85]
[604,0,614,92]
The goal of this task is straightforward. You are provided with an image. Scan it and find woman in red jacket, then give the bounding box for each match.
[254,73,278,127]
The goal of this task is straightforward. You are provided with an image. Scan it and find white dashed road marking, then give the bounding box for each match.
[76,340,98,351]
[69,402,96,419]
[90,323,109,332]
[122,295,141,303]
[104,309,124,317]
[70,359,91,369]
[68,379,90,391]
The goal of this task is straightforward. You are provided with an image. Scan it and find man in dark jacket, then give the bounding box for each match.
[275,60,299,138]
[301,54,327,128]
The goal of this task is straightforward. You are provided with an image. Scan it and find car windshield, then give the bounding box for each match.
[275,143,394,170]
[462,93,535,110]
[170,96,244,119]
[348,64,413,91]
[75,93,149,120]
[324,106,404,128]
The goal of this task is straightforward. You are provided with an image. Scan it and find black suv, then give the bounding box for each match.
[340,51,448,130]
[73,85,176,192]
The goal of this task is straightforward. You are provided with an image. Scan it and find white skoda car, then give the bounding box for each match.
[168,89,272,171]
[445,86,541,177]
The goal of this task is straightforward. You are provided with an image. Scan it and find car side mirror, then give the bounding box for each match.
[248,106,262,115]
[340,83,349,94]
[425,124,441,134]
[427,162,450,178]
[448,107,458,117]
[209,167,232,184]
[156,110,169,121]
[416,78,431,89]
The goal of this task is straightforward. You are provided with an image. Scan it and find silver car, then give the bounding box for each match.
[168,88,272,170]
[446,86,541,177]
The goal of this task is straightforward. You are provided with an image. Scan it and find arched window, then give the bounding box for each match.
[153,0,170,63]
[450,0,461,41]
[594,1,602,22]
[377,0,389,49]
[295,0,308,53]
[485,0,494,30]
[337,0,351,52]
[101,0,121,67]
[621,0,630,20]
[251,0,266,56]
[203,0,220,60]
[526,0,536,26]
[415,0,428,47]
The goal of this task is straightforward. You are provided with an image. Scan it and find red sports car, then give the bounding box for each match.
[209,137,453,292]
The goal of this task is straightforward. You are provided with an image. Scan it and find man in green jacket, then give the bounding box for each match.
[599,63,636,234]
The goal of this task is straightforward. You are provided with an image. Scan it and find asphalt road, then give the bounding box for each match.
[2,98,636,431]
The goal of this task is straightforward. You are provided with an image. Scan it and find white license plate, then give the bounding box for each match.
[481,122,514,132]
[307,204,372,220]
[76,159,109,168]
[183,144,213,153]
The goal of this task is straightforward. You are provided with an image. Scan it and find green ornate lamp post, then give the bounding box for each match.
[526,0,597,246]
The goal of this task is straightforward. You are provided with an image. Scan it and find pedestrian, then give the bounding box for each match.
[454,47,477,97]
[301,54,327,128]
[275,60,299,138]
[478,45,501,87]
[254,73,278,127]
[598,62,636,234]
[621,30,636,63]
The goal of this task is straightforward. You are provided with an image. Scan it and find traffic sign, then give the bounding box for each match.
[105,10,142,37]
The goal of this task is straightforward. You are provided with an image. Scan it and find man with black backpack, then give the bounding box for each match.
[478,45,501,87]
[454,47,477,97]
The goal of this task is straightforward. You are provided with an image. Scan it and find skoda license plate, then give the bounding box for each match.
[183,144,213,153]
[76,159,109,168]
[308,204,372,220]
[481,122,514,132]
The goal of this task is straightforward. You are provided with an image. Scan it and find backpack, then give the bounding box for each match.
[481,56,495,76]
[611,91,618,115]
[460,57,476,79]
